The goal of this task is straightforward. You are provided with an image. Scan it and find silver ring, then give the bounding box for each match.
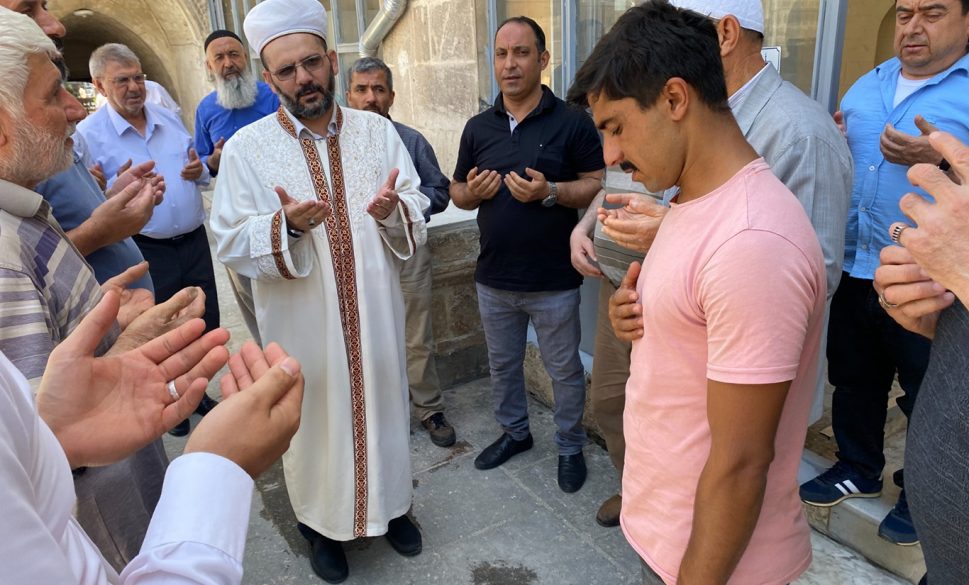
[890,224,909,245]
[878,293,898,310]
[166,380,180,401]
[308,218,316,227]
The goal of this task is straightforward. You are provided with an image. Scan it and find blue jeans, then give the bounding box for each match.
[476,283,587,455]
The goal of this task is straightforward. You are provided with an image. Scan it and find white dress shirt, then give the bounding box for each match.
[78,103,209,239]
[0,353,254,584]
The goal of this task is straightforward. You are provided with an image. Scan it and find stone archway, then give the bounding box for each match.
[49,0,212,128]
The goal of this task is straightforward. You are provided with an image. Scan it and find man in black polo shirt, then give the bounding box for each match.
[451,16,604,493]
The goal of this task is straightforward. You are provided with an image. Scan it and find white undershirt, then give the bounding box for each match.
[894,74,930,108]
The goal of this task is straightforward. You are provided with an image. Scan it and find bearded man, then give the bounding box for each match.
[195,29,280,177]
[194,29,280,346]
[210,0,429,582]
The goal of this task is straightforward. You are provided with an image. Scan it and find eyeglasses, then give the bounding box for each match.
[271,54,327,82]
[111,73,147,87]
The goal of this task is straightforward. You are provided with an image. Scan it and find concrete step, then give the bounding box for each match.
[799,451,926,584]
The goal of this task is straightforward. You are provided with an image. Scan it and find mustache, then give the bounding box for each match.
[619,161,638,173]
[297,83,326,98]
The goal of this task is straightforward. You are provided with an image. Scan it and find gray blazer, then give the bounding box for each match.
[734,64,853,301]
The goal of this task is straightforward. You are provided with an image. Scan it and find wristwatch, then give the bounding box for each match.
[542,181,558,207]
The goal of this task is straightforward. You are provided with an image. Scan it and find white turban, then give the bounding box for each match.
[670,0,765,35]
[243,0,329,55]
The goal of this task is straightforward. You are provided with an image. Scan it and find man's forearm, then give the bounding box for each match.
[575,189,606,235]
[555,174,605,209]
[66,220,113,256]
[450,182,482,210]
[678,458,770,584]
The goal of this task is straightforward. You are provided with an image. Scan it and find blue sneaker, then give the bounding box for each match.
[879,489,919,546]
[799,461,882,506]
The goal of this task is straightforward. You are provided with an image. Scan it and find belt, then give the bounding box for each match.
[133,224,204,245]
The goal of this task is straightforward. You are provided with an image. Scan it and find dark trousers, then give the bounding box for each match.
[134,225,220,332]
[827,273,931,479]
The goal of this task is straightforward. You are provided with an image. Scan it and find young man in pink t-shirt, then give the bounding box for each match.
[566,3,826,584]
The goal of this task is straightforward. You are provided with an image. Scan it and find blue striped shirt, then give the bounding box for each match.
[0,179,115,384]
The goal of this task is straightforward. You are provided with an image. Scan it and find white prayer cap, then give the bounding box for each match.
[243,0,329,55]
[670,0,765,35]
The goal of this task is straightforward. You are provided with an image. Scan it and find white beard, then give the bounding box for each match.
[215,69,259,110]
[0,120,74,187]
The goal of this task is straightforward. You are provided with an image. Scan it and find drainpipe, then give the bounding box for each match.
[358,0,408,57]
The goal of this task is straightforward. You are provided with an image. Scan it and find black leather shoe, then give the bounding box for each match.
[195,393,219,417]
[558,452,587,493]
[299,523,348,583]
[167,418,190,437]
[474,433,533,470]
[385,515,422,556]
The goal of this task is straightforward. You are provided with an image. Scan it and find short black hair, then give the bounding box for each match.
[566,0,729,113]
[496,16,547,54]
[349,56,393,91]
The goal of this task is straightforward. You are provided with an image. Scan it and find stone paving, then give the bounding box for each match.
[160,233,908,584]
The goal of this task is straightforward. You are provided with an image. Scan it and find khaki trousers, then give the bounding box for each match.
[400,243,444,420]
[592,279,631,476]
[226,267,262,346]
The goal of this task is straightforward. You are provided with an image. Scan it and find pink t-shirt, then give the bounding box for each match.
[621,159,825,585]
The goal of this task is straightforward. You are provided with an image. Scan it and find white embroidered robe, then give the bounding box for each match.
[210,106,428,540]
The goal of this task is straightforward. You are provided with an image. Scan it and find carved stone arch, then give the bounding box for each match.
[50,0,212,128]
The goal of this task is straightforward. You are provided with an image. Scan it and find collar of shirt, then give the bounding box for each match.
[0,178,49,220]
[729,63,784,137]
[281,104,341,141]
[493,85,557,130]
[728,62,770,112]
[875,52,969,110]
[105,101,164,139]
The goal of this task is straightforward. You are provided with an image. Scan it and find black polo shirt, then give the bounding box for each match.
[454,86,604,292]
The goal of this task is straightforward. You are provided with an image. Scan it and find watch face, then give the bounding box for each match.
[542,194,556,207]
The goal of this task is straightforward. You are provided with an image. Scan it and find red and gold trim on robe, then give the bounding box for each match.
[276,106,370,538]
[270,210,296,280]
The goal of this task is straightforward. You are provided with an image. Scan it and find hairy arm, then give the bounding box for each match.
[554,170,605,209]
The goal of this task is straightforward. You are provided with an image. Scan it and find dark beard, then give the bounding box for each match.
[278,76,335,120]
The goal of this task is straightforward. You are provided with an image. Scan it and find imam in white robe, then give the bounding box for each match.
[210,105,428,540]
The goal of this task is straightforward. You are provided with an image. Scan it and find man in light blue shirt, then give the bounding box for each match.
[800,0,969,548]
[78,43,221,435]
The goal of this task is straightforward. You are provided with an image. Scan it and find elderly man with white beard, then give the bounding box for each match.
[195,29,280,346]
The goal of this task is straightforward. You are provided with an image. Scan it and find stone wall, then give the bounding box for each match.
[379,0,484,180]
[427,220,489,388]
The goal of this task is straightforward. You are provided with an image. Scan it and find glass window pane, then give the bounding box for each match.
[337,51,358,102]
[496,1,559,93]
[838,1,895,101]
[762,0,821,94]
[576,0,638,71]
[337,0,359,43]
[365,0,381,27]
